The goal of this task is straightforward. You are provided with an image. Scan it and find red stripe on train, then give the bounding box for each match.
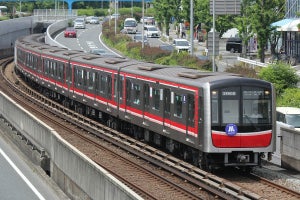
[212,131,272,148]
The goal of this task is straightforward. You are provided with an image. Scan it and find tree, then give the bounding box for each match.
[246,0,284,62]
[258,63,300,95]
[153,0,180,36]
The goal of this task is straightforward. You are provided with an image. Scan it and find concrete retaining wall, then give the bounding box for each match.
[0,17,33,49]
[45,19,70,48]
[0,92,142,200]
[280,126,300,172]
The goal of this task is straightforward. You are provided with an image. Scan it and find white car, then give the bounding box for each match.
[90,17,99,24]
[276,107,300,131]
[172,39,191,53]
[144,25,161,38]
[74,18,86,29]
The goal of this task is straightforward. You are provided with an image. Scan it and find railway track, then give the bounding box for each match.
[1,57,300,199]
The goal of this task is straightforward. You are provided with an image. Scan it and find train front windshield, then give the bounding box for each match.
[211,86,272,132]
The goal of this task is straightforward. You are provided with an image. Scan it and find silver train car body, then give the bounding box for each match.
[14,34,276,169]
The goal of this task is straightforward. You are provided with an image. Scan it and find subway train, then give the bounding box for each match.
[14,34,276,170]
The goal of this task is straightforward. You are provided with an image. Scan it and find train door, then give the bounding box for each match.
[163,88,171,133]
[185,94,196,144]
[142,83,150,125]
[65,63,72,97]
[125,78,132,116]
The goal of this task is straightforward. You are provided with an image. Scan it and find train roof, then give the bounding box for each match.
[69,53,243,86]
[16,34,271,88]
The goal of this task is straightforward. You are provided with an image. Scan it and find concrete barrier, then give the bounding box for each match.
[45,19,70,48]
[0,92,142,200]
[280,126,300,172]
[0,17,34,58]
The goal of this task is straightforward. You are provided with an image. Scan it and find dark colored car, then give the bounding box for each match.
[64,27,77,38]
[226,37,242,53]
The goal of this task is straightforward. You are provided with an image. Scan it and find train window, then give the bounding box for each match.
[115,75,124,100]
[152,88,160,110]
[133,83,141,105]
[120,76,124,99]
[174,93,183,118]
[187,94,195,126]
[100,75,106,94]
[52,62,56,77]
[44,60,49,75]
[164,89,171,114]
[95,72,100,94]
[58,63,64,80]
[126,79,131,103]
[113,77,117,98]
[87,71,94,90]
[33,56,38,70]
[221,87,240,124]
[242,87,271,124]
[83,70,87,87]
[75,67,83,86]
[107,75,112,99]
[66,64,71,83]
[143,84,150,108]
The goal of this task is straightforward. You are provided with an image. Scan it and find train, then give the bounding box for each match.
[14,34,276,170]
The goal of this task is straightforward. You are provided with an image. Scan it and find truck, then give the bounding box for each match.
[124,18,137,34]
[226,37,242,53]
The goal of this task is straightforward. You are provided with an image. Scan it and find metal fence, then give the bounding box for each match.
[33,9,77,22]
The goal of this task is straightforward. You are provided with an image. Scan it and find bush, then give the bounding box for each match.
[225,64,258,78]
[258,63,300,95]
[277,88,300,107]
[101,20,211,70]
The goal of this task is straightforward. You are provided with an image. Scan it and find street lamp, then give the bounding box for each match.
[142,0,145,48]
[115,0,118,35]
[131,0,133,17]
[190,0,194,55]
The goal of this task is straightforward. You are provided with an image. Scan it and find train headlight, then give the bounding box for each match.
[211,90,218,96]
[264,90,270,95]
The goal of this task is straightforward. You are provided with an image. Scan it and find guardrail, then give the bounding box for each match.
[237,56,268,67]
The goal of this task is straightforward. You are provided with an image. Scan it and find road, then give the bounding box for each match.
[0,121,69,200]
[54,22,255,72]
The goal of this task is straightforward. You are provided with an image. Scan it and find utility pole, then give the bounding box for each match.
[190,0,194,55]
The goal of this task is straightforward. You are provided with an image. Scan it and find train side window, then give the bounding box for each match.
[100,75,106,95]
[126,79,131,103]
[95,72,100,94]
[33,56,38,70]
[58,63,64,81]
[66,64,71,83]
[26,53,30,67]
[52,62,57,77]
[164,89,171,114]
[114,75,124,101]
[75,67,83,86]
[143,84,150,108]
[152,88,160,110]
[87,71,94,90]
[119,76,124,100]
[84,70,88,88]
[107,75,112,99]
[49,61,54,77]
[187,94,195,126]
[133,83,141,105]
[174,93,183,118]
[44,60,49,75]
